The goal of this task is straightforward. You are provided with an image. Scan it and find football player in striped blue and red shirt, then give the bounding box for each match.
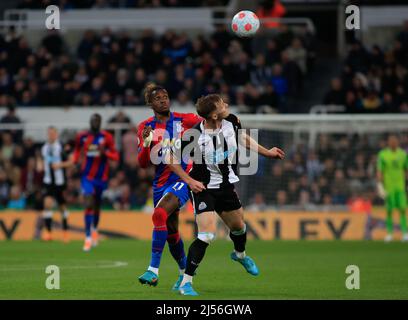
[137,83,202,290]
[73,113,119,252]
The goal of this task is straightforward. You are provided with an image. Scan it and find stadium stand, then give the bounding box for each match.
[323,21,408,114]
[0,24,315,113]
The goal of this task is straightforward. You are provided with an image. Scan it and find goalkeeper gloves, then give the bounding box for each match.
[377,182,387,199]
[143,130,153,148]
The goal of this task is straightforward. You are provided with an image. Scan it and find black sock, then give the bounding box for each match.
[93,210,100,229]
[230,230,247,253]
[62,218,68,231]
[44,218,52,232]
[185,239,209,276]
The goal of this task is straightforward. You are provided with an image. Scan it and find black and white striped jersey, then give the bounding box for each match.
[178,113,242,189]
[41,141,67,186]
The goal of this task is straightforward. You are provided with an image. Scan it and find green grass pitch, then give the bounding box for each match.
[1,240,408,299]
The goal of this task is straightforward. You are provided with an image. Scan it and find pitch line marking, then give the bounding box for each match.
[0,260,128,272]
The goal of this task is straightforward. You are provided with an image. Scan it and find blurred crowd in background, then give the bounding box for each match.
[0,21,314,113]
[323,21,408,113]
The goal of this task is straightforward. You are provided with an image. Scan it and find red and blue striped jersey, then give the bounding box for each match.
[137,112,202,189]
[73,130,119,182]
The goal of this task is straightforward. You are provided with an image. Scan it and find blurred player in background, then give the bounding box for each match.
[137,83,201,290]
[167,94,285,296]
[37,126,72,242]
[377,134,408,242]
[73,114,119,251]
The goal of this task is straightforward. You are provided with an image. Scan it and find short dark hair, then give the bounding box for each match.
[195,94,222,119]
[144,82,166,105]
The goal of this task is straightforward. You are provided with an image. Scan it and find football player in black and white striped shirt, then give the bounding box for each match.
[38,127,73,242]
[168,94,285,296]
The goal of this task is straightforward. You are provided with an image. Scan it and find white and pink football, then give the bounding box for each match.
[231,10,260,38]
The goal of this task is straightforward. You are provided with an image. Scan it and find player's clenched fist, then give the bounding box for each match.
[142,125,154,147]
[188,178,206,193]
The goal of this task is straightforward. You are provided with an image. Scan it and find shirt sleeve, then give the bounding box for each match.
[137,122,151,168]
[184,113,203,129]
[104,133,119,161]
[72,133,83,164]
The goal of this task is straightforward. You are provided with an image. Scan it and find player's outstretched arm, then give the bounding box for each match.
[376,153,387,199]
[165,152,205,193]
[51,155,75,170]
[240,132,285,159]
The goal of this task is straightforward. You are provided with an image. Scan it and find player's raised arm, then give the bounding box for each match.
[72,132,83,165]
[137,124,153,168]
[376,151,386,199]
[240,130,285,160]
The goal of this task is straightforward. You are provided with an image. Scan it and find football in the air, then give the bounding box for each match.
[231,10,260,37]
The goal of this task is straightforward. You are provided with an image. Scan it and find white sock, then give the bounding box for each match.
[179,268,185,276]
[148,266,159,275]
[85,236,92,242]
[180,274,193,287]
[235,250,246,259]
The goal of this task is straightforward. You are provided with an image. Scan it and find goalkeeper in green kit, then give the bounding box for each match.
[377,134,408,242]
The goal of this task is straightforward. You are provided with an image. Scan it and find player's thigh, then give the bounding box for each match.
[156,192,180,215]
[81,178,95,207]
[396,191,407,210]
[196,211,217,233]
[43,195,55,210]
[215,186,243,230]
[55,186,66,206]
[157,182,190,213]
[219,207,245,231]
[191,190,217,233]
[386,191,398,211]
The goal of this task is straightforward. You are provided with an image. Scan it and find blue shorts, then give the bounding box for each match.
[153,181,190,209]
[81,177,108,199]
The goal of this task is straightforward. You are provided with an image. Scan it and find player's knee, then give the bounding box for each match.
[42,210,53,218]
[152,207,168,227]
[231,223,246,236]
[84,195,94,209]
[198,232,216,244]
[43,197,54,210]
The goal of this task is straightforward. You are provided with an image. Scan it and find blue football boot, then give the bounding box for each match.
[230,252,259,276]
[138,270,159,287]
[179,282,199,296]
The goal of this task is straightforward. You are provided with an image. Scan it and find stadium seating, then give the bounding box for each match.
[0,25,314,113]
[323,22,408,114]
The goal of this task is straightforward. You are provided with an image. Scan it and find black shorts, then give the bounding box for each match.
[44,184,66,205]
[191,184,242,215]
